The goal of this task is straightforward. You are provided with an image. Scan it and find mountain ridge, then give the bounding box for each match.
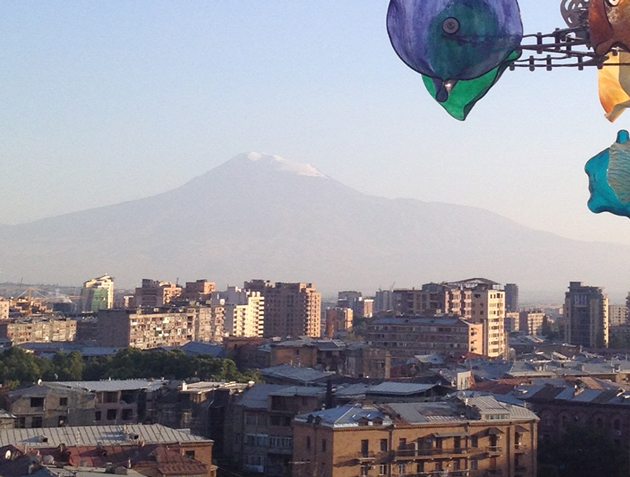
[1,153,628,302]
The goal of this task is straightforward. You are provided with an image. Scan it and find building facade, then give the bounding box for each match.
[0,317,76,345]
[609,305,628,327]
[245,281,321,338]
[292,395,538,477]
[97,306,213,349]
[81,275,115,312]
[134,279,182,308]
[564,282,609,348]
[365,316,483,360]
[505,283,519,313]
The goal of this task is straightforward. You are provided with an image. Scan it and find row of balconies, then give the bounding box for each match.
[357,446,504,462]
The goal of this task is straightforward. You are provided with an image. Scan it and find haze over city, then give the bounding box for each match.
[2,1,630,249]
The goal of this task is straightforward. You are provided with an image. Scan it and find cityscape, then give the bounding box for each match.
[0,273,626,477]
[3,2,630,477]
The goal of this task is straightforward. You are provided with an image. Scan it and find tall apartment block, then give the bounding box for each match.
[245,280,321,338]
[81,275,115,312]
[610,304,628,327]
[565,281,609,348]
[505,283,519,312]
[213,286,265,337]
[133,279,182,307]
[469,287,506,358]
[393,284,472,318]
[373,290,394,314]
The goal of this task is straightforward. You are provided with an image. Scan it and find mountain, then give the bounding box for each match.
[1,152,629,302]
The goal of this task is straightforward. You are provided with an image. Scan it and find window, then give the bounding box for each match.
[471,436,478,448]
[107,409,117,420]
[185,451,195,459]
[59,397,68,406]
[95,411,102,421]
[322,439,327,452]
[122,408,133,421]
[399,438,406,449]
[30,398,44,408]
[31,416,43,428]
[471,460,478,470]
[361,464,369,476]
[379,464,388,475]
[17,417,26,428]
[398,463,407,475]
[361,440,369,457]
[416,462,424,473]
[380,439,388,452]
[306,436,311,450]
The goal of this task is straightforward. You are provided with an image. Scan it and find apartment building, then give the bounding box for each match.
[471,288,506,358]
[519,311,545,336]
[0,299,9,320]
[97,306,213,349]
[365,316,483,360]
[393,284,472,318]
[183,279,216,303]
[245,281,321,338]
[609,304,628,327]
[214,286,265,337]
[292,395,538,477]
[565,282,609,348]
[133,279,182,307]
[225,384,327,476]
[0,317,76,345]
[80,275,115,312]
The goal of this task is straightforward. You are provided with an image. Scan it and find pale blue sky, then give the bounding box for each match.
[1,1,629,245]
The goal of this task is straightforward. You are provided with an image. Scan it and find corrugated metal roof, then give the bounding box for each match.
[260,365,332,383]
[0,424,209,448]
[367,382,436,396]
[49,380,166,393]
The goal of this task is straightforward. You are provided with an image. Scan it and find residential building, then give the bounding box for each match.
[373,290,394,314]
[505,312,520,333]
[183,280,216,303]
[393,284,472,318]
[96,306,213,349]
[6,383,95,428]
[133,279,182,308]
[0,424,215,477]
[609,304,628,327]
[564,282,609,348]
[470,286,506,358]
[225,384,327,476]
[505,283,519,312]
[0,299,9,320]
[519,311,545,336]
[80,275,115,312]
[365,316,483,360]
[6,380,165,428]
[244,281,321,338]
[0,317,76,345]
[292,394,539,477]
[215,286,264,337]
[324,308,353,338]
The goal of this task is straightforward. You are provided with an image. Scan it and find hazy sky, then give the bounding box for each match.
[2,1,630,246]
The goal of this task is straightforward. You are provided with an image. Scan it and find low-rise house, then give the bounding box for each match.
[0,424,215,477]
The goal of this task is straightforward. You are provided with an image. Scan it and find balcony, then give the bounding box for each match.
[487,446,502,455]
[514,443,527,453]
[395,447,474,459]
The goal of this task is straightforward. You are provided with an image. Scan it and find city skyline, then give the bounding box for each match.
[3,1,630,249]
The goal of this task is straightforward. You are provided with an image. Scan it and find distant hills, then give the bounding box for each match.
[1,152,629,302]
